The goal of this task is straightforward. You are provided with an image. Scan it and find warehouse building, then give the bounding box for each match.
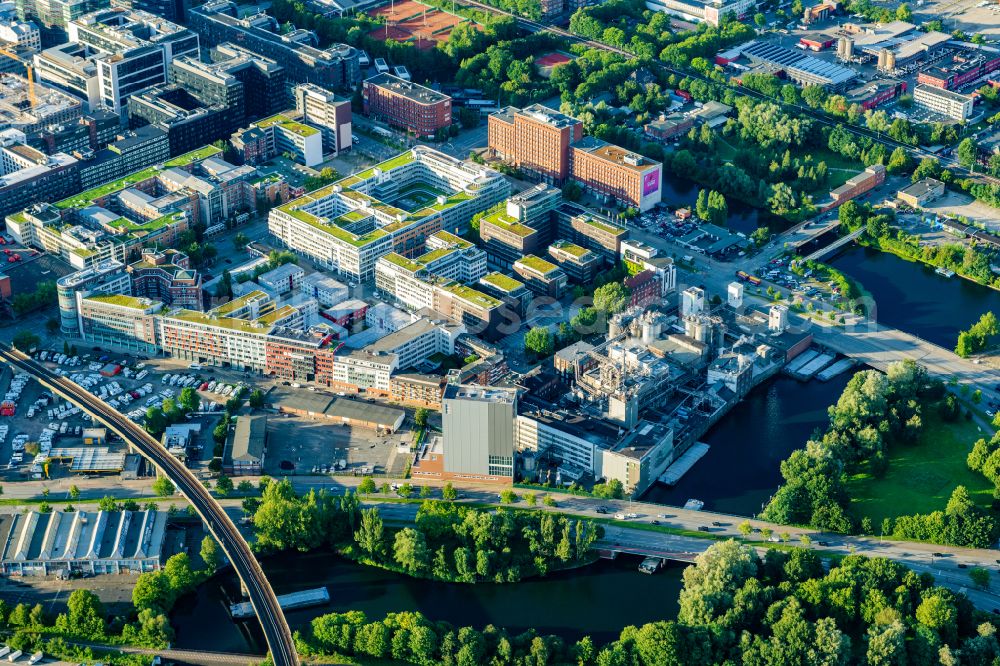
[0,509,167,576]
[737,40,857,90]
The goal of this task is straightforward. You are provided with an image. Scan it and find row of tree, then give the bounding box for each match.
[957,311,999,358]
[353,501,601,583]
[298,540,1000,665]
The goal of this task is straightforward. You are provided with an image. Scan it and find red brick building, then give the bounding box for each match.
[363,73,452,138]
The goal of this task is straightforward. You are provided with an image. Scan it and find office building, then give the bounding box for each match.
[55,258,129,332]
[619,239,677,297]
[478,271,530,317]
[0,132,79,219]
[127,84,229,157]
[0,17,40,54]
[513,255,567,298]
[269,146,508,282]
[299,272,348,308]
[488,104,581,183]
[294,83,351,156]
[554,202,628,262]
[15,0,108,40]
[913,84,973,121]
[366,316,464,370]
[441,384,517,483]
[33,42,100,109]
[830,164,886,205]
[128,248,203,311]
[479,207,543,270]
[897,178,946,207]
[0,73,81,134]
[76,125,169,190]
[645,0,756,26]
[389,373,444,409]
[78,292,162,352]
[362,73,451,138]
[547,240,601,284]
[489,105,662,210]
[67,8,199,113]
[189,1,360,91]
[568,136,662,211]
[917,51,1000,91]
[252,114,323,167]
[257,262,304,295]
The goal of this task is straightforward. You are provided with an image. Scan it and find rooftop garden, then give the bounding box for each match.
[213,290,268,316]
[374,151,416,173]
[55,166,160,210]
[517,254,558,275]
[416,247,456,265]
[483,211,534,237]
[580,215,626,236]
[279,202,390,248]
[550,242,590,258]
[382,252,423,273]
[432,230,472,249]
[108,211,183,235]
[481,272,524,292]
[256,114,319,137]
[443,282,501,309]
[163,145,222,168]
[85,294,152,310]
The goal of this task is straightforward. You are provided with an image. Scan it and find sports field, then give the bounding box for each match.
[367,0,468,49]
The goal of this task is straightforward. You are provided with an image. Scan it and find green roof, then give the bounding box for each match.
[517,255,559,275]
[580,215,626,236]
[6,211,27,225]
[432,230,472,249]
[55,166,160,209]
[416,247,456,265]
[382,252,423,273]
[550,242,590,259]
[442,282,501,309]
[482,211,535,237]
[163,145,222,168]
[374,151,415,172]
[255,114,319,137]
[167,304,297,333]
[71,247,98,259]
[85,294,153,310]
[213,290,268,316]
[481,272,524,292]
[277,203,389,248]
[107,211,183,235]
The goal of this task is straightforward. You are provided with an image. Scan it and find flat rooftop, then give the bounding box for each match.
[365,72,449,105]
[572,136,660,171]
[444,383,516,403]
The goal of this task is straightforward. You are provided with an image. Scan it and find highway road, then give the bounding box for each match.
[0,346,299,666]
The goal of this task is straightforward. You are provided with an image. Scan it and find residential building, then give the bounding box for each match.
[188,2,361,91]
[269,146,508,282]
[257,262,304,295]
[913,84,973,121]
[389,372,444,409]
[440,384,517,483]
[513,254,568,298]
[547,240,601,284]
[128,248,203,310]
[76,125,169,190]
[67,7,200,113]
[294,82,351,155]
[362,73,451,138]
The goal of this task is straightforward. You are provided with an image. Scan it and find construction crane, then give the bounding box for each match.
[0,47,35,108]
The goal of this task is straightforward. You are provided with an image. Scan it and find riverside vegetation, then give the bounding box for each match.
[762,360,1000,547]
[249,479,602,583]
[296,539,1000,666]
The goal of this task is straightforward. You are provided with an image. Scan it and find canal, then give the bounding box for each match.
[643,371,855,515]
[828,245,1000,349]
[172,551,687,654]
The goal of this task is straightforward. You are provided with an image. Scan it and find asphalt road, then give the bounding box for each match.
[0,347,299,666]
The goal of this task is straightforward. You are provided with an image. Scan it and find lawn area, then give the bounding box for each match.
[846,413,993,525]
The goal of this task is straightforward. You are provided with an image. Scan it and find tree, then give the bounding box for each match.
[524,326,554,356]
[895,2,912,20]
[152,476,175,497]
[593,282,630,314]
[68,485,79,500]
[413,408,429,428]
[354,508,386,559]
[499,489,518,504]
[393,527,429,574]
[178,387,200,413]
[965,565,992,591]
[200,536,222,573]
[66,589,105,638]
[248,390,266,409]
[358,477,376,494]
[215,474,233,497]
[753,12,766,26]
[442,482,457,501]
[45,318,60,335]
[11,331,38,352]
[98,496,119,512]
[738,520,752,537]
[957,137,979,169]
[397,483,412,498]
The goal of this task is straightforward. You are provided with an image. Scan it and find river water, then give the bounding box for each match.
[172,551,687,653]
[828,245,1000,349]
[661,178,784,235]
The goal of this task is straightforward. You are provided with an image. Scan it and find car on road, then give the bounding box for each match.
[650,520,660,525]
[595,507,608,514]
[698,526,711,532]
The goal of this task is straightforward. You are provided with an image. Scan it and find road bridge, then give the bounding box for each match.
[801,227,865,262]
[0,346,298,666]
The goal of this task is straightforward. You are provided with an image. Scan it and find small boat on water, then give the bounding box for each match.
[684,499,704,511]
[935,267,955,278]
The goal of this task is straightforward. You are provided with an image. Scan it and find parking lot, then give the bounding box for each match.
[265,412,412,478]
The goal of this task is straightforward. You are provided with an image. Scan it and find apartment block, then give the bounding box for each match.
[513,254,568,298]
[128,248,203,310]
[294,82,351,155]
[269,146,508,282]
[188,1,360,91]
[362,73,451,138]
[389,373,444,409]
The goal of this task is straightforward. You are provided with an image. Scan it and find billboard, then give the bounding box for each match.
[643,168,661,197]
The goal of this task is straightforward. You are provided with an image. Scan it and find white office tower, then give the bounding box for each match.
[769,304,789,333]
[727,282,743,309]
[680,286,705,317]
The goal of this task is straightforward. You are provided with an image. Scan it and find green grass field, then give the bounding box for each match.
[846,414,993,525]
